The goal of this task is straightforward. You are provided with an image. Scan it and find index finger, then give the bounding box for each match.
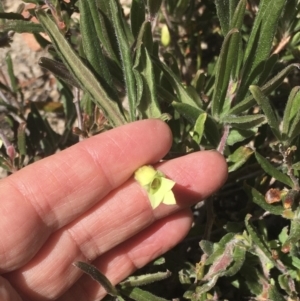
[0,119,172,272]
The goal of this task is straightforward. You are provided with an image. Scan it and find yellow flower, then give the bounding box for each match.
[134,165,176,209]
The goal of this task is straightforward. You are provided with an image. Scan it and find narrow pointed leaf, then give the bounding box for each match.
[17,123,27,156]
[39,57,80,88]
[245,215,277,265]
[229,63,300,115]
[215,0,240,35]
[0,12,25,20]
[288,109,300,142]
[193,113,207,144]
[224,246,246,277]
[120,271,171,287]
[282,218,300,250]
[257,53,279,86]
[222,114,266,129]
[245,184,284,215]
[79,0,116,97]
[0,20,43,33]
[236,0,287,101]
[36,9,126,127]
[227,146,254,172]
[153,57,198,108]
[172,102,220,147]
[134,46,161,118]
[110,0,136,121]
[94,1,120,65]
[5,53,18,93]
[211,28,239,118]
[282,86,300,137]
[131,0,145,38]
[73,261,119,296]
[255,152,293,187]
[249,85,281,140]
[228,0,247,79]
[121,286,169,301]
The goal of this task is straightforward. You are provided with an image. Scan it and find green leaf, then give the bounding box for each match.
[120,271,171,287]
[282,215,300,252]
[229,63,300,115]
[245,185,284,215]
[291,255,300,269]
[171,102,220,147]
[257,53,279,86]
[268,285,286,301]
[36,9,126,127]
[0,19,43,33]
[134,45,161,118]
[236,0,287,101]
[199,240,214,256]
[131,0,145,38]
[282,86,300,138]
[292,161,300,170]
[227,146,254,172]
[227,128,257,146]
[0,12,25,20]
[110,0,137,121]
[215,0,240,36]
[5,53,18,93]
[152,57,198,108]
[228,0,247,79]
[211,28,239,118]
[223,245,246,277]
[255,152,294,187]
[94,0,120,65]
[17,123,26,157]
[79,0,116,98]
[287,86,300,122]
[222,114,266,129]
[73,261,119,297]
[121,286,169,301]
[249,85,281,140]
[194,275,219,296]
[288,107,300,142]
[192,113,207,144]
[245,214,277,266]
[39,57,80,88]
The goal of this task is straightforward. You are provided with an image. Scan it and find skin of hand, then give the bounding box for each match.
[0,119,227,301]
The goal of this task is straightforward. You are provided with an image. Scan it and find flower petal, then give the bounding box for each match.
[134,165,157,186]
[162,190,176,205]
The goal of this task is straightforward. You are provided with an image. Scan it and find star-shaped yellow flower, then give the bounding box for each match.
[134,165,176,209]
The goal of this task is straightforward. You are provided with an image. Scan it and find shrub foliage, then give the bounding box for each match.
[1,0,300,300]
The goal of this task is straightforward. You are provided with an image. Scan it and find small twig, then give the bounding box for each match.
[217,125,230,154]
[73,88,84,141]
[272,35,291,55]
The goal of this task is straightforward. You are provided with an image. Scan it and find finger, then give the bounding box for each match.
[6,151,227,300]
[60,209,193,301]
[0,119,172,272]
[0,277,23,301]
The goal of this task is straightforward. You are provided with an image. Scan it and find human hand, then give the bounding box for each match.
[0,119,227,301]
